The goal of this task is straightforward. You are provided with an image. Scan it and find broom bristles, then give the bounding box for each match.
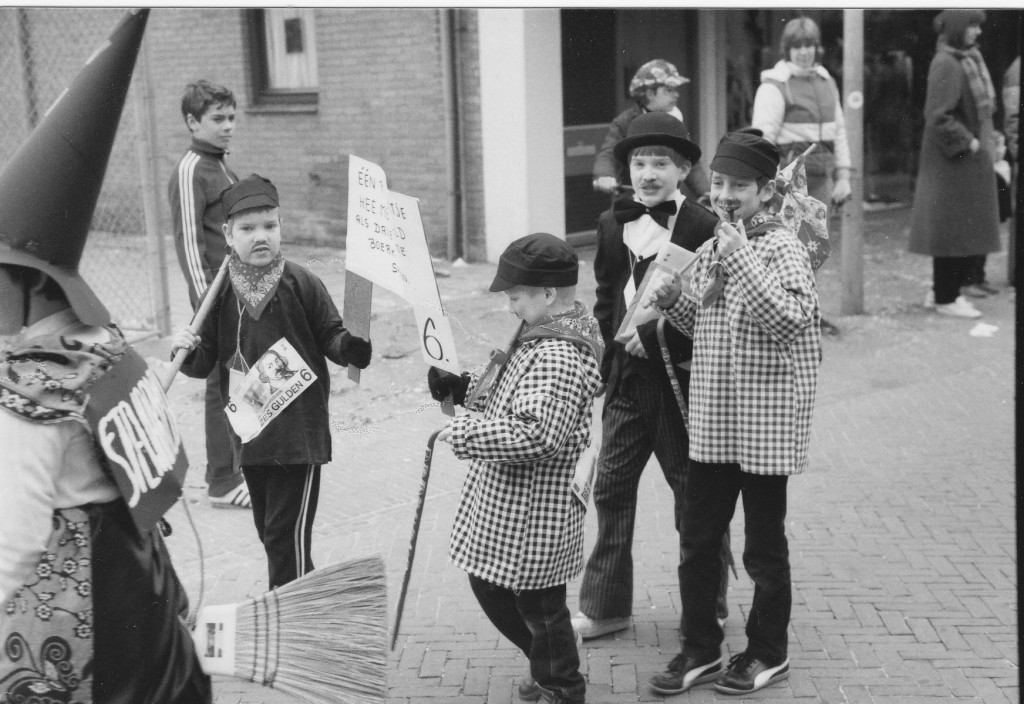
[199,555,388,704]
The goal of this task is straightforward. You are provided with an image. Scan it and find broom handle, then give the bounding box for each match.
[162,254,231,392]
[391,427,442,650]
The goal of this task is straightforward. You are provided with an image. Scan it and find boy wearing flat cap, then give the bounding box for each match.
[573,110,731,643]
[172,174,372,589]
[427,233,603,704]
[646,131,821,696]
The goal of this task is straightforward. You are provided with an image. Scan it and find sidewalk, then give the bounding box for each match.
[145,205,1017,703]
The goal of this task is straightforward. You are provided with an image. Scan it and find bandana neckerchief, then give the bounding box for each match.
[938,40,995,115]
[465,302,604,408]
[0,324,127,424]
[228,251,285,320]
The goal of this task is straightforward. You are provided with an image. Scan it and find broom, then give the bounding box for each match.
[192,555,388,704]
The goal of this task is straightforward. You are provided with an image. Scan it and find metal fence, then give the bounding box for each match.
[0,8,165,335]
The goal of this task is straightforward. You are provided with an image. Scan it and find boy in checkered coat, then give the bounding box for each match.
[645,131,821,697]
[427,233,604,704]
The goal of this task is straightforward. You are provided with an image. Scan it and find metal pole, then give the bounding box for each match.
[840,9,865,315]
[132,34,172,336]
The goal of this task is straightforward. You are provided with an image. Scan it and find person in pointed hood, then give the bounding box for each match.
[0,10,212,704]
[171,173,373,590]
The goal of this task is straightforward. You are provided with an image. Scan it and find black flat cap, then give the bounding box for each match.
[489,232,578,292]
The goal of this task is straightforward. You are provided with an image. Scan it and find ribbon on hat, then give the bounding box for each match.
[613,198,677,229]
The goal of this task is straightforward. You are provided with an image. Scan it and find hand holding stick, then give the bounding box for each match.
[162,254,231,392]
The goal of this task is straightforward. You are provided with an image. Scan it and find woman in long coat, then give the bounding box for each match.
[908,9,1001,318]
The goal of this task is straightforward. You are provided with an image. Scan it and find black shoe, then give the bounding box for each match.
[649,652,722,695]
[713,651,789,695]
[519,675,542,702]
[819,318,840,336]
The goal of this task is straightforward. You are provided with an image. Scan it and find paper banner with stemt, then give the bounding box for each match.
[84,348,188,533]
[346,155,460,375]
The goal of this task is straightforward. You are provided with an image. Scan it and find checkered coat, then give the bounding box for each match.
[448,335,601,591]
[661,213,821,475]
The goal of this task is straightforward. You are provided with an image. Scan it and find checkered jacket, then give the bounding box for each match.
[661,214,821,475]
[448,336,601,591]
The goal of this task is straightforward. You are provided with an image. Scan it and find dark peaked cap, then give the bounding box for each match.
[489,232,578,292]
[0,10,149,327]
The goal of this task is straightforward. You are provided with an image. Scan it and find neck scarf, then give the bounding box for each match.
[0,320,126,423]
[938,40,995,115]
[519,301,605,362]
[228,251,285,320]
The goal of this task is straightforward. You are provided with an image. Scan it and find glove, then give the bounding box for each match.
[339,334,372,369]
[427,366,470,406]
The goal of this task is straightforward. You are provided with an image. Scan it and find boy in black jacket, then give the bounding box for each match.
[573,112,731,642]
[172,175,372,588]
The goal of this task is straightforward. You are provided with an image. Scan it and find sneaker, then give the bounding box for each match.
[649,653,723,695]
[570,612,630,640]
[819,317,840,336]
[713,652,789,696]
[518,675,542,702]
[977,282,1000,295]
[935,296,982,319]
[209,482,252,509]
[960,284,990,298]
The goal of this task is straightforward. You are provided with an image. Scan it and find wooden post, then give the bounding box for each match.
[132,34,172,336]
[343,272,373,383]
[840,9,865,315]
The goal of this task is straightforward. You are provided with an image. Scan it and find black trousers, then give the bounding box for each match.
[579,372,730,629]
[242,464,320,589]
[681,462,791,665]
[204,364,242,496]
[469,576,585,704]
[932,256,975,304]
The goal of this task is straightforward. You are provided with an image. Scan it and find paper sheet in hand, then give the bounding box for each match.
[614,241,697,344]
[225,339,317,443]
[571,402,603,509]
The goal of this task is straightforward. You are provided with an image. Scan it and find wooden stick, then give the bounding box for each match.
[162,255,231,392]
[391,427,442,650]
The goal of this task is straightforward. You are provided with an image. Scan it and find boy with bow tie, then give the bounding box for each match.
[171,174,372,589]
[572,111,731,642]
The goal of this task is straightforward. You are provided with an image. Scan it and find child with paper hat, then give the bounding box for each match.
[426,232,603,704]
[0,10,212,703]
[646,130,821,697]
[172,173,372,590]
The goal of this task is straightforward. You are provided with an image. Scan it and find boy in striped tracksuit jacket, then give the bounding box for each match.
[167,80,246,507]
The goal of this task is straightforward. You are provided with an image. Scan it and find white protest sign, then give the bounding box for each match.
[346,155,460,375]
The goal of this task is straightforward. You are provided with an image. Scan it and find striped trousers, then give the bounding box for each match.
[242,464,321,589]
[579,371,729,629]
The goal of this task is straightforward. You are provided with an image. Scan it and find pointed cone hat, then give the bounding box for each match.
[0,9,149,327]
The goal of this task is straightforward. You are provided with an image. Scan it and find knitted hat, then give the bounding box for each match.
[489,233,578,292]
[613,111,702,165]
[222,174,280,218]
[710,131,780,180]
[0,10,149,327]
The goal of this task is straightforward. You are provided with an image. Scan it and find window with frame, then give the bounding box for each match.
[246,8,319,107]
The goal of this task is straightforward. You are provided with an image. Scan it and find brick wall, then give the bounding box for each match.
[145,8,486,259]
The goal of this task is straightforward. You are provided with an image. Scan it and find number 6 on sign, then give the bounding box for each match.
[413,306,460,376]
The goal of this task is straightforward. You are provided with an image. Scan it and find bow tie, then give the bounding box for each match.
[613,198,678,229]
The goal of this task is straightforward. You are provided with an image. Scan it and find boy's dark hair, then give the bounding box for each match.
[628,145,690,169]
[180,79,236,125]
[933,9,985,49]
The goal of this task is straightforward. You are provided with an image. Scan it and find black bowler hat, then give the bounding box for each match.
[710,131,780,180]
[222,174,280,218]
[489,233,578,292]
[613,111,702,165]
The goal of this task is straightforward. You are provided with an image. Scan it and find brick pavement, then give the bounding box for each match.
[144,207,1016,703]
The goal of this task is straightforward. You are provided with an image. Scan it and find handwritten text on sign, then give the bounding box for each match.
[345,155,460,374]
[84,348,189,532]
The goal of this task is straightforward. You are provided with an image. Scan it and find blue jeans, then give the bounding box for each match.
[681,462,791,665]
[469,576,585,703]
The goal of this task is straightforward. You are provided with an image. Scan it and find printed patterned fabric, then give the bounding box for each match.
[0,325,126,424]
[767,145,831,270]
[1,508,94,703]
[228,251,285,320]
[448,311,603,591]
